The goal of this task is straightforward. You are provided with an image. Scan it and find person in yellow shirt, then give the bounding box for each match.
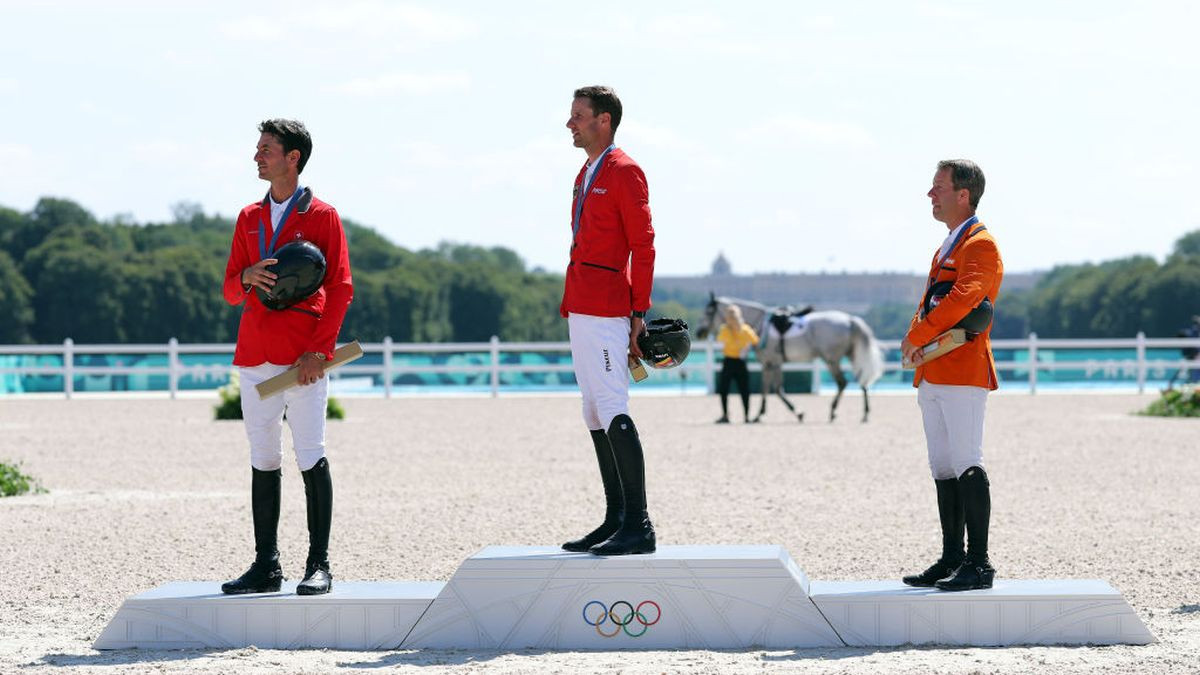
[715,305,759,423]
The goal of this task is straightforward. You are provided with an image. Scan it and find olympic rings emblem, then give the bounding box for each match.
[582,600,661,638]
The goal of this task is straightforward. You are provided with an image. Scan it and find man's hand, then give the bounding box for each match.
[629,316,646,359]
[241,258,278,293]
[293,352,326,386]
[900,337,924,366]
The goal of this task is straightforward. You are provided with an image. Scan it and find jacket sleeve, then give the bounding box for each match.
[618,163,655,312]
[906,237,1000,346]
[305,209,354,359]
[222,212,253,306]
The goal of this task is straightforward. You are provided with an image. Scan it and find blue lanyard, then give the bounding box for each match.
[925,215,980,290]
[258,187,304,260]
[572,145,614,236]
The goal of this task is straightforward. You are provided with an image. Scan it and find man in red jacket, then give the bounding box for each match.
[220,119,353,596]
[559,86,657,556]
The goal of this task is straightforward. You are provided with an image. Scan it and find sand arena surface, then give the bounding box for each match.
[1,392,1197,674]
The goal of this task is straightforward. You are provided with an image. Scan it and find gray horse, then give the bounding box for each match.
[696,294,885,423]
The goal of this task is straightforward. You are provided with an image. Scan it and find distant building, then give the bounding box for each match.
[656,254,1041,315]
[711,252,732,277]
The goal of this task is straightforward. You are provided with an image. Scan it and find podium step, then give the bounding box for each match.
[93,581,444,650]
[810,579,1156,646]
[400,545,843,649]
[95,551,1155,650]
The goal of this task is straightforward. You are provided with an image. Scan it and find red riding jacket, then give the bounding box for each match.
[559,147,655,318]
[222,188,353,367]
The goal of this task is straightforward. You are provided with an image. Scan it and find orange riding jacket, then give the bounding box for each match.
[906,219,1004,390]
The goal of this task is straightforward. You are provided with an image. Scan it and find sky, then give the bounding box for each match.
[2,0,1198,276]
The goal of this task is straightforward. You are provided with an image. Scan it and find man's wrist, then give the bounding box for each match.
[631,310,646,319]
[306,351,327,361]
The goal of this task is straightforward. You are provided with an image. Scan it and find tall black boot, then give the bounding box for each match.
[590,415,656,556]
[297,457,333,596]
[563,430,624,552]
[222,467,284,594]
[937,466,995,591]
[902,479,964,586]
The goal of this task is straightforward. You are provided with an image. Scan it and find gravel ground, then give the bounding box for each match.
[1,391,1196,674]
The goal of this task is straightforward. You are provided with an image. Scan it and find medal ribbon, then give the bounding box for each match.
[258,186,304,260]
[571,145,614,237]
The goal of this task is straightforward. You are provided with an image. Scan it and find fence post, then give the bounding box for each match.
[1136,331,1146,394]
[1028,332,1038,395]
[489,335,500,398]
[167,337,179,399]
[705,336,716,395]
[63,338,74,400]
[383,336,393,399]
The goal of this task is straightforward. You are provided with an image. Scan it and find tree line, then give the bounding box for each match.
[862,230,1200,340]
[0,197,577,345]
[1,196,1196,344]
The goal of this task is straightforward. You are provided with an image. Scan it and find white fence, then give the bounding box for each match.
[2,333,1200,399]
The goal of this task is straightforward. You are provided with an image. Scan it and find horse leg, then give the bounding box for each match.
[828,363,847,422]
[776,384,803,423]
[861,385,870,423]
[753,365,771,423]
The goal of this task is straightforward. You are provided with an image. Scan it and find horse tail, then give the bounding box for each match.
[849,316,885,388]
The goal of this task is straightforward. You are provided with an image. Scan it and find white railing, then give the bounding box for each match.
[2,333,1200,399]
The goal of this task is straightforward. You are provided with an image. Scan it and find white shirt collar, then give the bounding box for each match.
[937,217,973,263]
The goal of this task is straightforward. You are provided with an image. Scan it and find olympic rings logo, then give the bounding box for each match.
[582,600,661,638]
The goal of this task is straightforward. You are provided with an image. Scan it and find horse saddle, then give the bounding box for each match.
[768,305,814,337]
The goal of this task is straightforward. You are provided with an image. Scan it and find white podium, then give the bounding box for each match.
[95,547,1154,650]
[810,579,1155,647]
[402,545,842,649]
[93,581,443,650]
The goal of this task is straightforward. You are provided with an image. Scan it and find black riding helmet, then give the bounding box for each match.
[638,318,691,369]
[922,280,993,334]
[255,240,327,310]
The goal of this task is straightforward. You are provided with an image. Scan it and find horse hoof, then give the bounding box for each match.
[796,413,805,423]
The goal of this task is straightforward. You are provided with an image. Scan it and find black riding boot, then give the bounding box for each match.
[563,430,624,552]
[937,466,995,591]
[590,415,656,556]
[297,458,333,595]
[902,478,965,586]
[222,467,284,594]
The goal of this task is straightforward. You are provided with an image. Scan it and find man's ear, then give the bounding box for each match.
[287,149,301,169]
[598,111,612,130]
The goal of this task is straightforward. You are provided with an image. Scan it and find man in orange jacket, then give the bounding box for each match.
[900,159,1003,591]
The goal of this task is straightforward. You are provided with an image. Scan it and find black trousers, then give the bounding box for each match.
[717,357,750,418]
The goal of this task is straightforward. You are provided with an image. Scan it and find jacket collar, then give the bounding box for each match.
[260,186,313,214]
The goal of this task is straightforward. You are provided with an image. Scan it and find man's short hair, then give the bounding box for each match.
[937,159,985,209]
[573,86,623,133]
[259,119,313,174]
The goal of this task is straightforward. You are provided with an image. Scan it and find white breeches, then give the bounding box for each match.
[238,363,328,472]
[568,313,632,431]
[917,381,988,480]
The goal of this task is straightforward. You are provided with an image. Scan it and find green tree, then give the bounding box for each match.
[28,246,127,342]
[1170,230,1200,261]
[0,206,23,255]
[0,250,35,343]
[8,198,99,262]
[119,247,236,342]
